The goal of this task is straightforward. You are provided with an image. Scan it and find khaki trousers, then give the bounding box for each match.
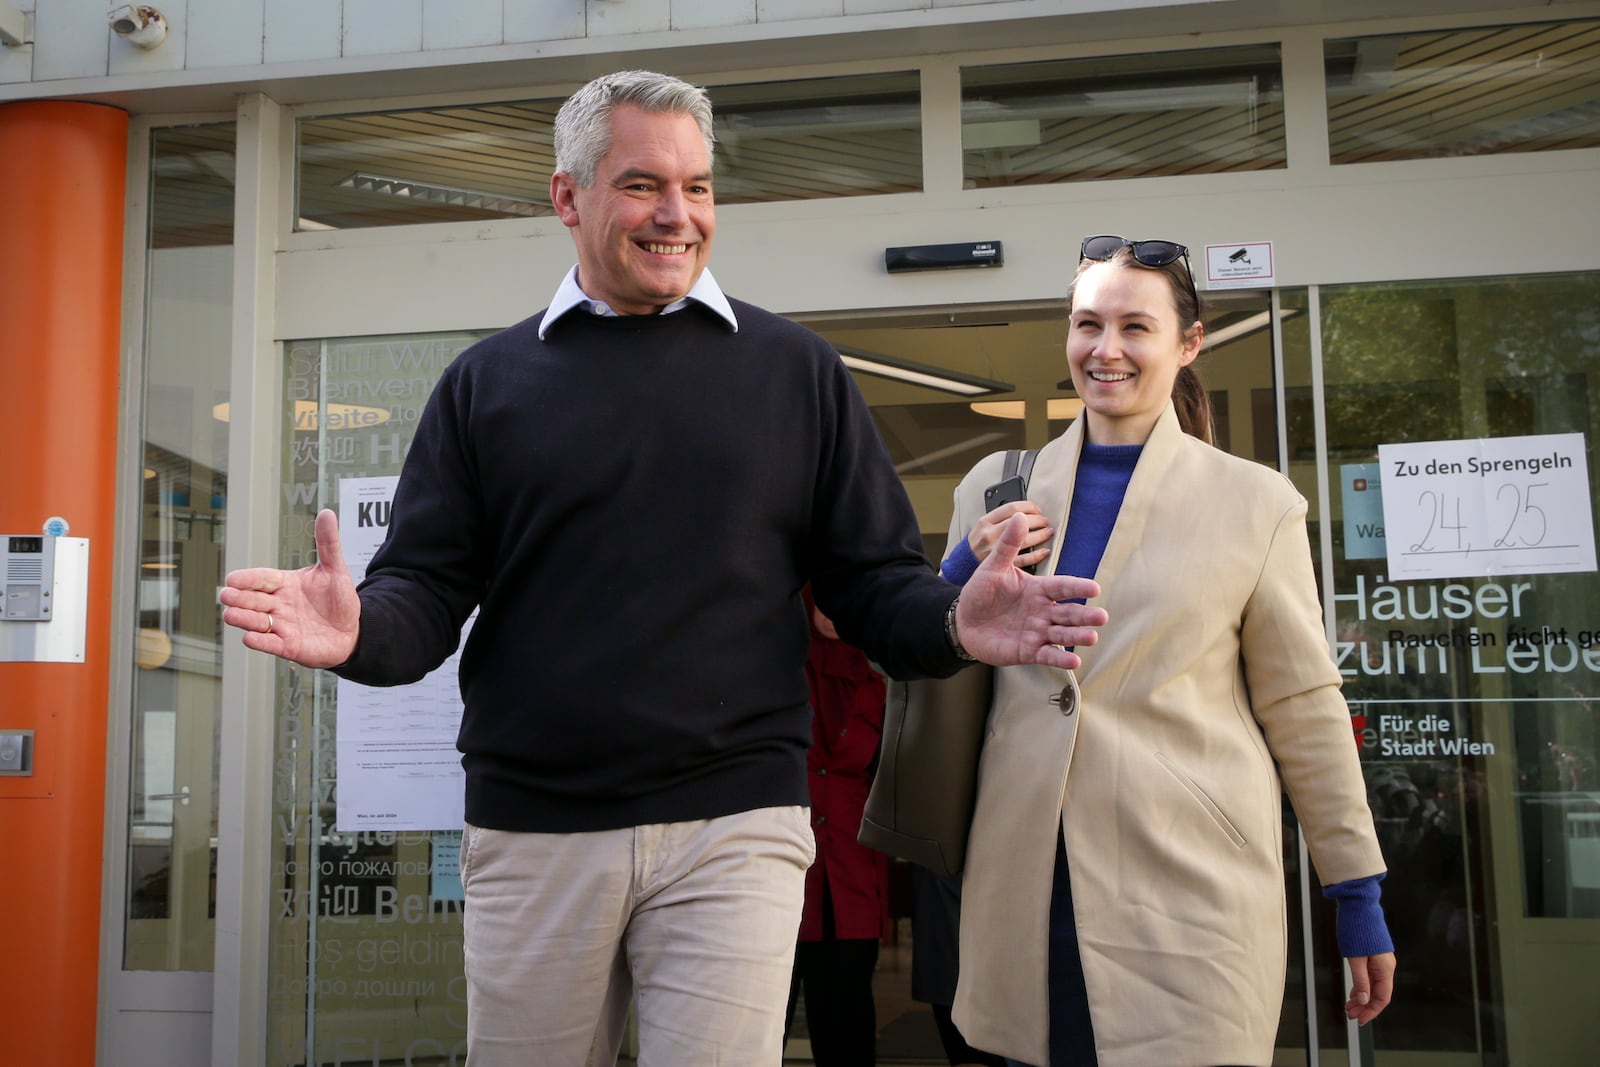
[460,806,814,1066]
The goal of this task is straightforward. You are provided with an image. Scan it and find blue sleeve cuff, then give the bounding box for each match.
[1322,874,1395,958]
[939,538,980,587]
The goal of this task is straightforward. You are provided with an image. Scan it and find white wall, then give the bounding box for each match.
[0,0,1196,91]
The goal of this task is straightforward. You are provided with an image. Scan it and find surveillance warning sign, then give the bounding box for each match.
[1204,241,1275,289]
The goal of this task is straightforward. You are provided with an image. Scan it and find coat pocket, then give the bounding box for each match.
[1154,752,1247,849]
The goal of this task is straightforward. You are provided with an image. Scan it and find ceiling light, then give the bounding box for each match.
[836,345,1012,397]
[970,398,1084,421]
[337,172,546,218]
[963,120,1042,151]
[136,627,173,670]
[212,400,391,431]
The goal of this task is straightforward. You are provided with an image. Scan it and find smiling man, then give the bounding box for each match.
[549,92,715,315]
[219,70,1108,1066]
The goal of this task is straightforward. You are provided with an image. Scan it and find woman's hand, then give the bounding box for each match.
[1344,952,1396,1025]
[968,500,1054,570]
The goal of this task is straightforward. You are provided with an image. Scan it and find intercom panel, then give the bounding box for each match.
[3,535,55,621]
[0,537,87,663]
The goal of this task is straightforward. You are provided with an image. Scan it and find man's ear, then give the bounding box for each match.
[550,172,580,229]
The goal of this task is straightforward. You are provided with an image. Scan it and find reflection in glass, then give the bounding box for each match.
[294,71,922,232]
[709,72,921,204]
[268,333,487,1065]
[1318,271,1600,1061]
[961,45,1285,188]
[125,123,237,970]
[1326,19,1600,164]
[297,100,563,230]
[871,402,1023,478]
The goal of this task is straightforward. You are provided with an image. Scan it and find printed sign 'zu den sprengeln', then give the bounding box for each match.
[1377,433,1596,581]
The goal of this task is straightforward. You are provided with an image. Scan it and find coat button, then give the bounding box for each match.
[1050,686,1078,716]
[817,768,827,776]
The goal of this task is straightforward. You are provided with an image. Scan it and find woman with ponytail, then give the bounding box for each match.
[934,236,1395,1066]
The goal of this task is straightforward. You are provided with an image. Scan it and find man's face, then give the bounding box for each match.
[551,104,716,315]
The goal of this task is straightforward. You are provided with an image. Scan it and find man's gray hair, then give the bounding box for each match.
[554,70,716,188]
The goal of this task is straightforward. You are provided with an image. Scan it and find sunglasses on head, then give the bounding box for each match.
[1079,234,1200,313]
[1080,234,1188,266]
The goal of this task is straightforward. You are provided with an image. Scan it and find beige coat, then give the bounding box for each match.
[950,406,1386,1067]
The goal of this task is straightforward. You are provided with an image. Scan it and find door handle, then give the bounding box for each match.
[149,786,191,804]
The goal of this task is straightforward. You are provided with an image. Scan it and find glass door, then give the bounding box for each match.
[1312,271,1600,1066]
[124,124,237,974]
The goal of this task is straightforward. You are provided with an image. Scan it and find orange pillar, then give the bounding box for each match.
[0,100,129,1066]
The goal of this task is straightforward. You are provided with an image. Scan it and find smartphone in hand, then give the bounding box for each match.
[981,475,1045,573]
[984,474,1027,511]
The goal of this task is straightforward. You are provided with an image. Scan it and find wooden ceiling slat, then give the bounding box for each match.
[1328,25,1554,122]
[1328,22,1600,161]
[970,99,1283,185]
[1332,78,1600,161]
[717,133,922,199]
[729,134,921,180]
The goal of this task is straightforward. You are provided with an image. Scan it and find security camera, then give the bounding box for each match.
[108,5,167,50]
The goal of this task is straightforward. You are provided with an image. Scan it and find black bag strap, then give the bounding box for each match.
[1017,447,1039,487]
[1000,447,1041,487]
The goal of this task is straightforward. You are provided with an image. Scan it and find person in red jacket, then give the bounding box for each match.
[787,589,890,1066]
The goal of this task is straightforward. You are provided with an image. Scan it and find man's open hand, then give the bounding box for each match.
[956,513,1107,670]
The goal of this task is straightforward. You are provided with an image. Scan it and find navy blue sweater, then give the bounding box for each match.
[334,299,960,832]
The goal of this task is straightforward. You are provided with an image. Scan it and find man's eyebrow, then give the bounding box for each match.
[612,166,713,184]
[612,167,659,185]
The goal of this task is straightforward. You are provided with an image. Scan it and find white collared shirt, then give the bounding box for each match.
[537,266,739,339]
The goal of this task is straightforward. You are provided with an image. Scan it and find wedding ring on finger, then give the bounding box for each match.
[264,614,274,634]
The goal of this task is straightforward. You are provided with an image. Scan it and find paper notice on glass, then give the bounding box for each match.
[335,475,473,831]
[431,831,465,902]
[1377,433,1596,581]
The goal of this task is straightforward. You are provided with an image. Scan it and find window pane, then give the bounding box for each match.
[268,332,490,1064]
[1315,270,1600,1061]
[708,71,921,204]
[294,72,922,232]
[297,100,563,230]
[961,45,1284,188]
[125,123,236,971]
[150,125,238,248]
[1326,19,1600,164]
